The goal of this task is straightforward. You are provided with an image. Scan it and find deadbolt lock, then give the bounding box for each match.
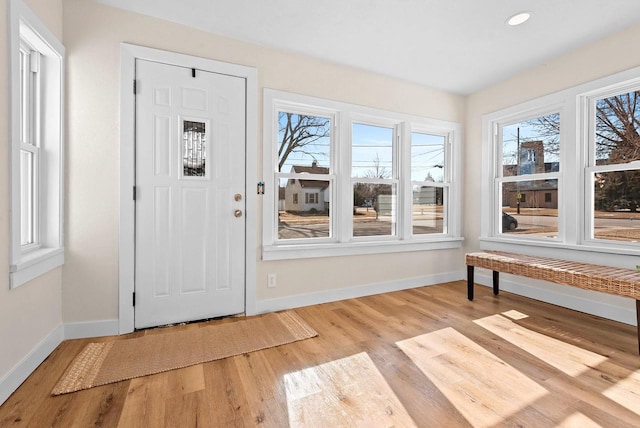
[234,194,242,201]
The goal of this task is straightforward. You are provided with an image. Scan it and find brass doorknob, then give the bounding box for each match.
[234,210,243,218]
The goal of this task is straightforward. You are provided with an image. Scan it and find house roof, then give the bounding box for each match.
[291,163,330,190]
[291,164,329,175]
[299,180,329,190]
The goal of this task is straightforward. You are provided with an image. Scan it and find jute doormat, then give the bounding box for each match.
[52,311,317,395]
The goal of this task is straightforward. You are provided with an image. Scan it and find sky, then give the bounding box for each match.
[278,112,446,182]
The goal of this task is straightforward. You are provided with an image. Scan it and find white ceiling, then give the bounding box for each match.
[94,0,640,95]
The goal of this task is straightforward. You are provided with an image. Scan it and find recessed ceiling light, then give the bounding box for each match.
[507,12,531,26]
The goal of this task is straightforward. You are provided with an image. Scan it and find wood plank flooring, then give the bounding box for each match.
[1,281,640,427]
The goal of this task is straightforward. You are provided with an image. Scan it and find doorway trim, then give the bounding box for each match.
[118,43,258,334]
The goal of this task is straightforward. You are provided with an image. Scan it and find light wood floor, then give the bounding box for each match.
[2,281,640,427]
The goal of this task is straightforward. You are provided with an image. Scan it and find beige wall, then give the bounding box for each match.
[61,0,466,323]
[0,0,63,391]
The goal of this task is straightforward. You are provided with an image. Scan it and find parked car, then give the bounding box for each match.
[502,212,518,232]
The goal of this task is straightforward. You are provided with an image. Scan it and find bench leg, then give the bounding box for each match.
[493,271,499,295]
[467,265,474,301]
[636,300,640,355]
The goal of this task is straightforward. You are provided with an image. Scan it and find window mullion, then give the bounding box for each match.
[338,111,352,242]
[399,122,411,239]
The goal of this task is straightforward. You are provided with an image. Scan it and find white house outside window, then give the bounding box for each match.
[263,90,462,260]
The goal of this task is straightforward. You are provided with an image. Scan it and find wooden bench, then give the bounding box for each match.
[466,251,640,353]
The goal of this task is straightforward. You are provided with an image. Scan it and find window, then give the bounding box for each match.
[587,89,640,244]
[411,130,449,236]
[495,113,560,239]
[483,65,640,260]
[19,41,39,247]
[352,122,397,238]
[9,0,65,287]
[305,193,319,204]
[276,110,333,241]
[263,90,462,259]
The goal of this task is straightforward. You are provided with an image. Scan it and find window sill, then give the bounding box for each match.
[10,247,65,288]
[263,237,464,260]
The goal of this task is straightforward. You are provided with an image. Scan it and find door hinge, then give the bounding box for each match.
[133,292,136,307]
[133,185,136,201]
[133,79,137,94]
[192,68,196,78]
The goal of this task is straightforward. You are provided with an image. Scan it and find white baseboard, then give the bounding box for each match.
[254,271,464,314]
[64,319,119,340]
[255,268,636,326]
[0,319,119,406]
[474,272,637,326]
[0,324,64,406]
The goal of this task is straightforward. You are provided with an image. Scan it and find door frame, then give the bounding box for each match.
[118,43,258,334]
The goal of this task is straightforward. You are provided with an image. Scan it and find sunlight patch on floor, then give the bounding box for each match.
[284,352,416,427]
[397,327,547,428]
[557,412,603,427]
[474,314,607,377]
[602,368,640,416]
[502,309,529,320]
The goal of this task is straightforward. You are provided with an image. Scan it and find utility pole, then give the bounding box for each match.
[517,127,521,215]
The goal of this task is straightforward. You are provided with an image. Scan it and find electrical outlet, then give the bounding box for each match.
[267,273,277,288]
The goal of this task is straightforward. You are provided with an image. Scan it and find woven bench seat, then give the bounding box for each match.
[465,250,640,353]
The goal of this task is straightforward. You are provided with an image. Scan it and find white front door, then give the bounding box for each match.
[134,59,246,329]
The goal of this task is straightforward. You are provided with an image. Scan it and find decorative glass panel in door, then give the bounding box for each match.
[183,120,207,177]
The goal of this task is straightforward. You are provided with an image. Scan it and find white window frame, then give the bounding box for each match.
[271,103,337,245]
[8,0,65,288]
[263,89,463,260]
[490,107,564,242]
[481,66,640,263]
[350,115,401,242]
[19,41,40,249]
[582,81,640,249]
[409,125,454,238]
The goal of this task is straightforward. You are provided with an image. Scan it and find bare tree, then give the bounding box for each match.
[523,113,560,158]
[364,153,391,179]
[353,154,392,208]
[529,92,640,211]
[595,92,640,162]
[278,113,330,171]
